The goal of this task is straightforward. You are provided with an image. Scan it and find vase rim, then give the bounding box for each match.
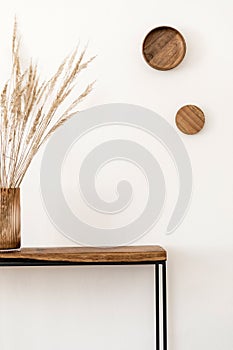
[0,187,20,189]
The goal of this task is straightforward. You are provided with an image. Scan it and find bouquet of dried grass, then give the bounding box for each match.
[0,20,95,188]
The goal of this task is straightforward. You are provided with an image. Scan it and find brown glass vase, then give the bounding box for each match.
[0,188,21,251]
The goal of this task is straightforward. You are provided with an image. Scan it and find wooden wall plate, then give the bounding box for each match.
[175,105,205,135]
[142,26,186,71]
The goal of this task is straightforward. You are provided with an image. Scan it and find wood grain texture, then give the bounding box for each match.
[0,188,21,250]
[175,105,205,135]
[142,26,186,70]
[0,246,167,262]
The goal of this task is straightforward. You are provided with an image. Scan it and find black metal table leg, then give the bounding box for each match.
[155,263,160,350]
[162,261,167,350]
[155,261,167,350]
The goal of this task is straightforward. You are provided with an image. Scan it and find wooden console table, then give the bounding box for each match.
[0,245,167,350]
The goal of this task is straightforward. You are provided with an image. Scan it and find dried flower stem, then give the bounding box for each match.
[0,20,95,188]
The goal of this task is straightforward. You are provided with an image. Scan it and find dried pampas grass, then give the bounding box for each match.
[0,20,95,188]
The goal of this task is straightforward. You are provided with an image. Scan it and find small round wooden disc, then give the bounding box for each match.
[142,26,186,70]
[175,105,205,135]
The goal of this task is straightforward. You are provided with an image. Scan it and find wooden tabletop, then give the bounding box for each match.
[0,246,167,265]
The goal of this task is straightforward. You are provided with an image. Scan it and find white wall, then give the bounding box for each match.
[0,0,233,349]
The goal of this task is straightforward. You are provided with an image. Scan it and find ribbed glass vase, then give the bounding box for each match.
[0,188,21,251]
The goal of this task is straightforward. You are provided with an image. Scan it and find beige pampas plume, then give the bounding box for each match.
[0,18,95,188]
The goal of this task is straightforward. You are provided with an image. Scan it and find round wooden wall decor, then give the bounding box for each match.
[142,26,186,71]
[175,105,205,135]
